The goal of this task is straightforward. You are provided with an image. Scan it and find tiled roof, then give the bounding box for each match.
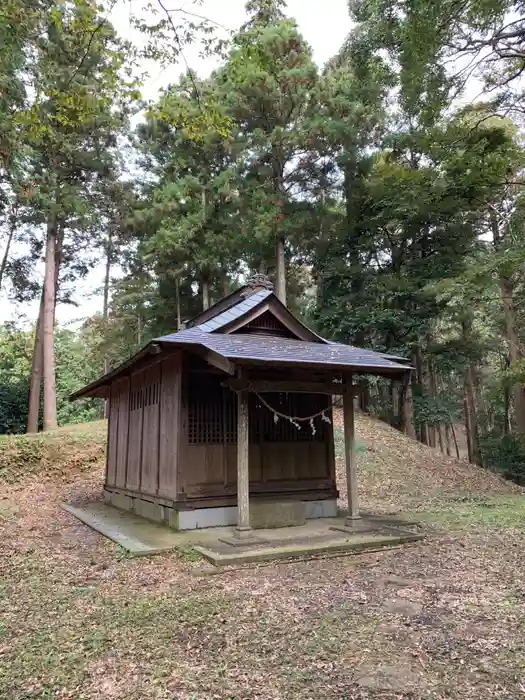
[72,290,411,399]
[156,328,409,375]
[181,290,272,334]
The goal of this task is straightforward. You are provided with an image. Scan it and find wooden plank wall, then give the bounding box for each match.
[104,354,181,502]
[224,442,331,486]
[106,384,119,487]
[158,353,181,499]
[187,441,333,497]
[126,371,143,491]
[115,377,130,488]
[141,364,160,494]
[182,385,336,498]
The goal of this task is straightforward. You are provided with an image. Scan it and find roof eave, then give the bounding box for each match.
[69,343,163,401]
[232,356,412,376]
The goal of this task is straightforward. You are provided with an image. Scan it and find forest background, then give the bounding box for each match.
[2,0,525,479]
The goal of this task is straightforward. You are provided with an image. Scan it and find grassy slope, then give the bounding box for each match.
[0,420,106,485]
[2,413,525,699]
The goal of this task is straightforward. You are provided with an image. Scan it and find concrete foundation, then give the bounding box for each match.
[250,501,306,529]
[103,488,337,531]
[62,501,425,563]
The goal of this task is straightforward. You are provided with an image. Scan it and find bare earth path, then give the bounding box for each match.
[2,414,525,699]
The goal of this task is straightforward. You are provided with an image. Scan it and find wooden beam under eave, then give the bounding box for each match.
[222,379,357,395]
[200,348,236,375]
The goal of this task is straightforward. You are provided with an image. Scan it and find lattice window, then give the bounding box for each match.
[187,375,329,444]
[250,393,329,443]
[187,376,237,444]
[130,381,160,411]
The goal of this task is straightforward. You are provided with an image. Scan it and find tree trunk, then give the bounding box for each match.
[491,209,525,434]
[429,358,439,449]
[450,422,460,459]
[102,232,112,328]
[276,236,286,305]
[437,423,444,453]
[445,422,452,456]
[0,212,16,293]
[473,366,488,441]
[414,346,428,444]
[500,272,525,432]
[175,276,181,330]
[464,392,473,464]
[200,187,210,310]
[26,292,44,433]
[399,372,416,439]
[390,380,399,428]
[503,355,511,435]
[357,378,370,413]
[27,227,62,434]
[201,272,210,311]
[377,382,389,421]
[42,212,57,431]
[102,230,112,419]
[462,317,481,465]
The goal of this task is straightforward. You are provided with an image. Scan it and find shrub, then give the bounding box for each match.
[481,432,525,484]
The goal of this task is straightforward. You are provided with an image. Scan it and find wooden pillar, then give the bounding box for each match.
[343,374,360,523]
[234,389,251,537]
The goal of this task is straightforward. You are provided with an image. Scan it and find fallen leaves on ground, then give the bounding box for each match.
[2,413,525,699]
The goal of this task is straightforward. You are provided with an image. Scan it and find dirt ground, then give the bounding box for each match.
[2,413,525,699]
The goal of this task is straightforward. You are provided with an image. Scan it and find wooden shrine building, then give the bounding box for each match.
[71,276,411,538]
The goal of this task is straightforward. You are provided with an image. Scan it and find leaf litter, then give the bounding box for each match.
[1,411,525,699]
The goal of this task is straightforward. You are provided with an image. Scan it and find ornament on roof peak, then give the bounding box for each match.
[241,273,274,297]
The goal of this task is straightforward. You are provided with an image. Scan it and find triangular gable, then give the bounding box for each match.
[233,310,297,338]
[213,293,327,344]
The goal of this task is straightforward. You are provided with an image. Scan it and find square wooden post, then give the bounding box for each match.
[343,374,360,524]
[234,389,252,537]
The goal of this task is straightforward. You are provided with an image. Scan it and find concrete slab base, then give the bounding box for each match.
[61,503,183,556]
[346,510,421,528]
[62,501,425,565]
[330,521,379,535]
[218,534,267,547]
[194,531,424,567]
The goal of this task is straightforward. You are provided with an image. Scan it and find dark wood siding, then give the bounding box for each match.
[115,377,130,488]
[140,364,161,494]
[158,353,181,499]
[106,355,180,500]
[180,371,336,499]
[127,371,143,491]
[106,352,335,506]
[106,385,119,487]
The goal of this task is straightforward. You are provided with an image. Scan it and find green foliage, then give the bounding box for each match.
[480,433,525,483]
[0,380,29,435]
[1,0,525,461]
[0,324,102,434]
[216,1,322,265]
[54,328,103,426]
[0,323,32,433]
